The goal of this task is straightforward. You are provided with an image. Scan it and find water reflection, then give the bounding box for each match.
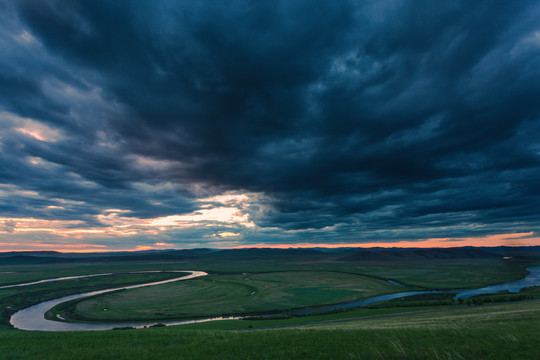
[10,271,207,331]
[455,266,540,299]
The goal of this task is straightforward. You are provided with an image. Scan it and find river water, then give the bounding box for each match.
[9,271,215,331]
[0,273,114,290]
[8,266,540,331]
[287,266,540,316]
[455,266,540,299]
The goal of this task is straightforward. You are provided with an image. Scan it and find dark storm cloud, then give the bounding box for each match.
[2,0,540,243]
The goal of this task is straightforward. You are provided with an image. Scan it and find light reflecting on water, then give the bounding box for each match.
[455,266,540,299]
[0,273,114,289]
[10,271,208,331]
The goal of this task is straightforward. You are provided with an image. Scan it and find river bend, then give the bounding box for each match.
[9,271,217,331]
[7,266,540,331]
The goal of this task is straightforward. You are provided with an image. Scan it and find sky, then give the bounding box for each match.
[1,0,540,252]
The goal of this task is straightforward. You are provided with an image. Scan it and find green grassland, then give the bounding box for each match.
[174,305,448,330]
[338,258,532,289]
[0,262,191,286]
[0,301,538,360]
[1,253,532,290]
[0,249,538,358]
[299,299,540,330]
[37,257,537,323]
[63,271,403,322]
[0,251,536,328]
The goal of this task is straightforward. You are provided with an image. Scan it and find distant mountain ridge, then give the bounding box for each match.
[338,247,502,261]
[0,246,538,265]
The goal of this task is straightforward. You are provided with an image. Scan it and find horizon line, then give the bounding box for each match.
[0,243,538,254]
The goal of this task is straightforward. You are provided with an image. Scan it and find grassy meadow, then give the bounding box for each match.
[63,271,402,322]
[0,247,539,358]
[0,301,538,359]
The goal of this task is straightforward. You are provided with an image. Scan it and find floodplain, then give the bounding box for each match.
[0,247,539,359]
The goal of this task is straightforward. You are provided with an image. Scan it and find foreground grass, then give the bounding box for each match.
[0,302,538,360]
[298,299,540,330]
[176,306,441,330]
[1,256,538,358]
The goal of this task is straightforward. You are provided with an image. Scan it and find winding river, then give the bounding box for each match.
[7,266,540,331]
[8,271,237,331]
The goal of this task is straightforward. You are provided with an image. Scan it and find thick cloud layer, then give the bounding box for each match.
[1,0,540,249]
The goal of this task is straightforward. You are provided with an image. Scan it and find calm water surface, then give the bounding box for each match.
[455,265,540,299]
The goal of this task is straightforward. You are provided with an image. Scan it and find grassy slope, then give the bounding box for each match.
[175,306,448,330]
[298,299,540,330]
[0,301,538,360]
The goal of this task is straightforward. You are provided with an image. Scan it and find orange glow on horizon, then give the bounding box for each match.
[1,230,538,253]
[0,242,109,253]
[0,241,178,253]
[229,232,540,250]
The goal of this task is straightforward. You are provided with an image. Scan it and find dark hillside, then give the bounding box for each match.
[211,248,323,258]
[339,247,501,262]
[1,247,538,265]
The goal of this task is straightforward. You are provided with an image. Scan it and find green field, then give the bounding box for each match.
[0,301,538,359]
[2,255,533,326]
[64,271,402,322]
[0,248,538,359]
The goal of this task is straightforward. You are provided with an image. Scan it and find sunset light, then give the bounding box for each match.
[1,3,540,358]
[0,1,538,252]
